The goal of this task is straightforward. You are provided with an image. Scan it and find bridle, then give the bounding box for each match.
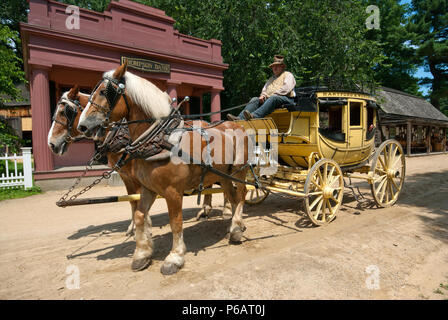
[88,76,130,128]
[52,96,84,142]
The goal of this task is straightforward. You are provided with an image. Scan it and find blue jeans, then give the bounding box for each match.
[237,95,294,119]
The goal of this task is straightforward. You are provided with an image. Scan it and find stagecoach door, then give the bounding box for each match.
[348,100,365,149]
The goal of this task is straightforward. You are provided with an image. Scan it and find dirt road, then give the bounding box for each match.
[0,154,447,300]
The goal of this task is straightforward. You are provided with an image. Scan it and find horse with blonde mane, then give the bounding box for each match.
[78,61,249,274]
[48,86,229,238]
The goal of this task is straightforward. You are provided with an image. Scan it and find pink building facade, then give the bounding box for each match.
[20,0,228,179]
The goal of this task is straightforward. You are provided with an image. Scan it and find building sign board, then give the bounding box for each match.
[121,56,170,74]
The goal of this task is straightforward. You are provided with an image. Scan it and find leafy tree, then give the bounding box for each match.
[139,0,384,108]
[56,0,110,12]
[363,0,421,96]
[0,0,29,68]
[0,118,24,154]
[0,25,27,107]
[408,0,448,109]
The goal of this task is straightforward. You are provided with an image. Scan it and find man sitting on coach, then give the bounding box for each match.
[227,55,296,120]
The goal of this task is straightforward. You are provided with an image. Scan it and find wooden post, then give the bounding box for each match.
[406,121,412,156]
[427,126,431,154]
[21,147,33,190]
[444,127,447,153]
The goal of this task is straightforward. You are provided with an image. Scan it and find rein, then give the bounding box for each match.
[79,75,262,202]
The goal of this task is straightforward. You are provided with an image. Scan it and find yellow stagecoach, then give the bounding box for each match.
[238,86,406,226]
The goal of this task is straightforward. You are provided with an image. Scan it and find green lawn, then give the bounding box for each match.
[0,186,42,201]
[0,160,24,175]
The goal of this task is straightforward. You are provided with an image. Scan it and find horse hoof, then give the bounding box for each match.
[196,213,208,221]
[222,208,232,216]
[161,262,181,275]
[125,230,135,237]
[131,257,151,272]
[229,227,243,244]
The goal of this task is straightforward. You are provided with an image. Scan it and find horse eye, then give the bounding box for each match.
[99,89,106,96]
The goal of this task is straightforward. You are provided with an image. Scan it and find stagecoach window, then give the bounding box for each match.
[350,102,361,126]
[367,106,375,128]
[319,105,342,132]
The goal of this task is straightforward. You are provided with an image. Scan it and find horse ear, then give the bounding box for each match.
[113,59,128,79]
[68,85,79,100]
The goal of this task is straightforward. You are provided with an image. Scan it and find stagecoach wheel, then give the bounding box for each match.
[304,159,344,226]
[370,139,406,208]
[245,187,270,205]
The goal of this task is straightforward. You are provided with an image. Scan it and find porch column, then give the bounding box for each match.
[444,128,447,153]
[199,95,203,120]
[406,121,412,156]
[210,89,221,122]
[30,66,54,172]
[427,126,431,154]
[166,82,179,108]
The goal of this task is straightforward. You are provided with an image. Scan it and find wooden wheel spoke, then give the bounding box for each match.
[310,195,323,210]
[330,194,340,204]
[386,181,391,203]
[378,155,387,171]
[321,200,327,222]
[330,176,342,188]
[314,198,324,219]
[384,145,390,167]
[388,180,396,200]
[323,163,328,183]
[391,155,402,171]
[390,177,400,193]
[327,166,336,185]
[327,199,335,216]
[317,167,324,185]
[391,145,398,164]
[375,176,387,195]
[374,174,387,183]
[311,178,322,190]
[378,177,388,202]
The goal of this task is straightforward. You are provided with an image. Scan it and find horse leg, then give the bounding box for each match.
[196,193,212,220]
[161,189,186,275]
[131,187,157,271]
[221,177,247,243]
[223,195,232,215]
[121,176,140,237]
[126,201,136,236]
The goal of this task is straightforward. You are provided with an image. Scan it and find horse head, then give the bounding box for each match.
[48,85,87,155]
[77,60,130,140]
[78,60,173,141]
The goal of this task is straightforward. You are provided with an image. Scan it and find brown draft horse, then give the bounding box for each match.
[78,61,249,274]
[48,86,229,237]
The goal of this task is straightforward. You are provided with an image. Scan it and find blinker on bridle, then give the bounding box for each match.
[88,76,130,128]
[53,97,84,142]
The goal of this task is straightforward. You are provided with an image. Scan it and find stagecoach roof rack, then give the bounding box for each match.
[296,76,377,96]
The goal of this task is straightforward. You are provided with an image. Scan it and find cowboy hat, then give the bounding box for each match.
[269,55,286,68]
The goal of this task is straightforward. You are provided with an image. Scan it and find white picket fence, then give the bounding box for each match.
[0,147,33,190]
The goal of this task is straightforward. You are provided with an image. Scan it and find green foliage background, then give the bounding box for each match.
[0,0,446,112]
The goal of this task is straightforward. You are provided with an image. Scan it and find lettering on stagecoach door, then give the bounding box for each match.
[121,56,170,74]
